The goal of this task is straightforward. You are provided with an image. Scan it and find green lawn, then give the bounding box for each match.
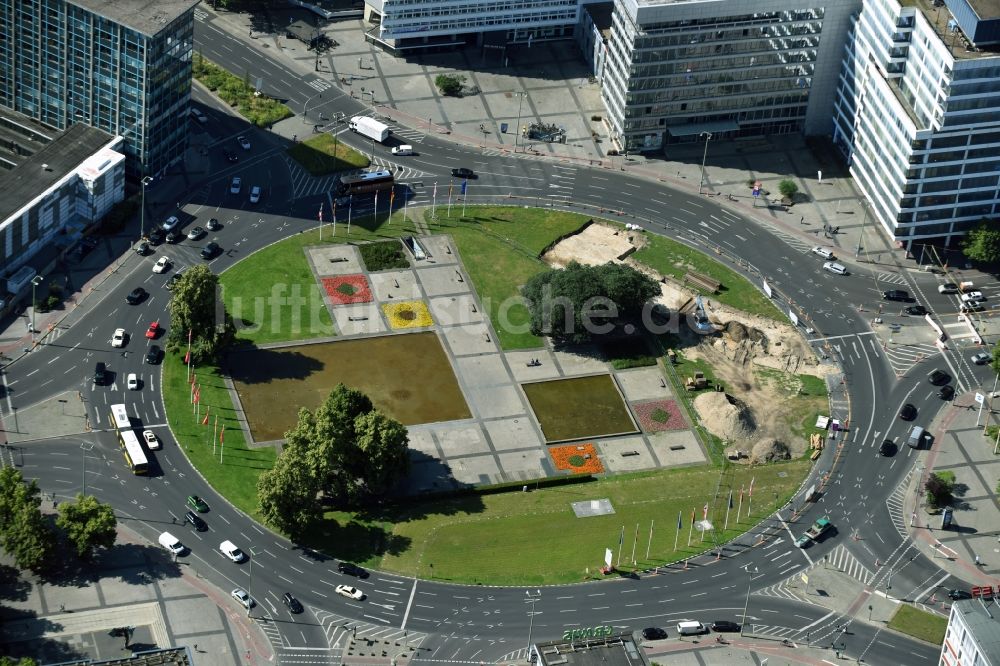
[287,134,371,176]
[633,234,785,321]
[888,604,947,645]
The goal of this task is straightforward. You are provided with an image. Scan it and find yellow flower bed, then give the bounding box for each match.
[383,300,434,329]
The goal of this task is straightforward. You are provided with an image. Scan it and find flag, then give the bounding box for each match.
[702,503,709,521]
[202,408,209,426]
[618,526,624,546]
[728,490,734,509]
[740,486,745,502]
[749,477,755,497]
[690,507,695,525]
[184,351,190,365]
[677,510,682,530]
[220,425,225,443]
[461,179,468,196]
[318,203,323,222]
[390,187,396,208]
[194,386,200,404]
[433,182,438,201]
[448,182,453,200]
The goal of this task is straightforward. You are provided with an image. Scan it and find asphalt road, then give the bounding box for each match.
[0,19,994,666]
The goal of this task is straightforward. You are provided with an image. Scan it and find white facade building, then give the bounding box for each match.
[833,0,1000,246]
[941,597,1000,665]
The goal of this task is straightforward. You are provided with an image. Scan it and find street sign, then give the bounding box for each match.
[604,548,613,567]
[800,573,809,585]
[976,392,986,404]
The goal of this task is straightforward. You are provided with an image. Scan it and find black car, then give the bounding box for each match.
[126,287,147,305]
[879,439,895,456]
[641,627,667,640]
[148,228,164,245]
[146,344,162,365]
[201,242,220,260]
[899,403,917,421]
[337,562,369,578]
[224,149,238,163]
[184,511,207,531]
[948,589,972,600]
[904,305,928,316]
[451,167,475,179]
[93,362,108,386]
[939,385,955,400]
[282,592,304,614]
[882,289,910,302]
[135,241,150,256]
[206,217,222,231]
[928,370,950,386]
[165,230,181,244]
[167,271,184,290]
[710,620,741,632]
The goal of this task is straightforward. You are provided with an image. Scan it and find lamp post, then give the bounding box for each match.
[140,175,153,242]
[514,92,527,153]
[740,564,758,636]
[30,275,44,345]
[303,91,324,119]
[699,131,713,194]
[246,546,260,618]
[525,589,541,662]
[80,441,95,496]
[855,199,869,259]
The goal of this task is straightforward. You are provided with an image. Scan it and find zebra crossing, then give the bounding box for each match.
[306,78,334,92]
[193,8,208,21]
[311,610,426,663]
[770,228,816,255]
[286,155,432,201]
[820,544,874,585]
[886,467,915,537]
[756,544,873,607]
[876,271,909,286]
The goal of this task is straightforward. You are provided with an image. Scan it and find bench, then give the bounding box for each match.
[684,271,722,293]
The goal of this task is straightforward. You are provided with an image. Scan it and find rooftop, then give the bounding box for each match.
[535,633,650,666]
[0,123,116,223]
[70,0,201,37]
[584,2,615,38]
[952,599,1000,658]
[908,0,1000,58]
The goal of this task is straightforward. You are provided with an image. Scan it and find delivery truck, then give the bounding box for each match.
[349,116,391,143]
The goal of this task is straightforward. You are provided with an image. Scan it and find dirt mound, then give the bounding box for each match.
[693,392,754,441]
[542,222,643,269]
[750,437,791,463]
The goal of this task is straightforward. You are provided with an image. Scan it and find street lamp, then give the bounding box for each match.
[514,92,527,153]
[855,199,869,259]
[80,441,95,496]
[525,589,541,662]
[740,564,759,637]
[699,131,713,194]
[140,175,153,242]
[30,275,44,345]
[246,546,260,618]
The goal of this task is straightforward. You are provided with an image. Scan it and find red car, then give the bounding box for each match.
[145,321,161,339]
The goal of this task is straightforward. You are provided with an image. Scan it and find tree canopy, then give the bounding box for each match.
[0,467,53,572]
[962,219,1000,264]
[56,494,117,560]
[166,264,234,362]
[520,261,660,343]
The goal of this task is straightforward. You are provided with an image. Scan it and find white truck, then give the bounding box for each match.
[349,116,391,143]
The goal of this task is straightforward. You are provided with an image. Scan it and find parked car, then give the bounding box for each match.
[165,230,181,244]
[201,242,221,260]
[206,217,222,231]
[190,107,208,123]
[451,167,475,179]
[231,588,255,609]
[126,287,147,305]
[711,621,741,633]
[822,261,847,275]
[882,289,910,302]
[249,186,261,204]
[146,344,162,365]
[962,291,984,302]
[219,540,246,563]
[145,321,161,339]
[143,430,161,450]
[111,328,127,348]
[335,584,364,600]
[230,176,242,194]
[187,495,209,512]
[126,373,139,390]
[148,228,164,245]
[879,439,895,456]
[161,215,180,232]
[338,562,369,578]
[960,302,985,313]
[928,370,950,386]
[187,226,205,240]
[938,283,959,294]
[899,403,917,421]
[282,593,304,614]
[238,136,251,150]
[938,385,955,400]
[641,627,667,640]
[135,241,150,256]
[153,256,171,273]
[185,511,207,531]
[904,305,928,316]
[972,352,992,365]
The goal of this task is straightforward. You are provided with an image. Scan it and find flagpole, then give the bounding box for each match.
[332,201,337,237]
[701,504,707,542]
[645,520,654,560]
[402,188,408,225]
[674,511,681,552]
[186,330,192,383]
[447,182,452,218]
[724,489,733,531]
[374,190,379,222]
[687,509,694,547]
[616,525,624,567]
[431,182,438,219]
[318,203,323,241]
[747,477,755,519]
[389,186,395,225]
[737,486,745,523]
[347,195,352,236]
[462,179,468,216]
[219,426,224,464]
[213,414,218,455]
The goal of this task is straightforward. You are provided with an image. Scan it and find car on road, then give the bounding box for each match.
[335,584,363,600]
[185,511,207,531]
[219,540,246,563]
[822,261,847,275]
[223,149,238,163]
[167,271,184,290]
[238,135,251,150]
[93,362,108,386]
[146,344,162,365]
[165,230,181,244]
[159,532,185,555]
[249,186,261,204]
[811,246,835,260]
[972,352,992,365]
[148,228,164,245]
[938,385,955,400]
[794,533,812,548]
[230,176,242,194]
[201,242,221,260]
[126,373,139,390]
[948,589,972,600]
[939,283,959,294]
[961,291,984,303]
[879,439,895,456]
[960,302,985,313]
[206,217,222,231]
[899,403,917,421]
[187,495,209,512]
[190,107,208,123]
[143,430,161,450]
[231,588,255,609]
[282,593,304,614]
[135,241,149,256]
[641,627,667,640]
[145,321,161,339]
[161,215,180,232]
[153,256,170,273]
[904,305,928,316]
[928,370,951,385]
[111,328,127,348]
[710,621,741,633]
[126,287,147,305]
[337,562,368,578]
[451,167,475,179]
[187,226,205,240]
[882,289,910,302]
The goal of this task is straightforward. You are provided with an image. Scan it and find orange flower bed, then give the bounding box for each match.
[550,443,604,474]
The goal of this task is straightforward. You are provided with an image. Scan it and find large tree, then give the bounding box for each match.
[166,264,234,363]
[257,445,321,536]
[521,261,660,343]
[962,219,1000,264]
[55,494,117,560]
[0,468,53,572]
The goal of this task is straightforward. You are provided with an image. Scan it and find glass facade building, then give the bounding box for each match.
[0,0,199,180]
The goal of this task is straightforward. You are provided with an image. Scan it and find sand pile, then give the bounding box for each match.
[693,392,755,441]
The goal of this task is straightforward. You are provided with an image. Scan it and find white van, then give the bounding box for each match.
[158,532,185,555]
[811,246,835,260]
[907,425,924,449]
[676,621,706,636]
[391,144,414,156]
[823,261,848,275]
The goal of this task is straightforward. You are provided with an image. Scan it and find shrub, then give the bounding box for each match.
[435,74,466,97]
[778,179,799,199]
[359,241,410,272]
[925,471,954,509]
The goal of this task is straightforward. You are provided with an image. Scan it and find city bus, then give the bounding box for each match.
[334,170,394,198]
[109,403,148,475]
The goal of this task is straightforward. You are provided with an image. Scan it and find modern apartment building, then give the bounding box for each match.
[0,0,200,180]
[941,595,1000,665]
[601,0,859,153]
[833,0,1000,247]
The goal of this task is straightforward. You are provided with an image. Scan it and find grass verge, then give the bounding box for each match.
[287,133,371,176]
[888,605,947,644]
[193,55,292,127]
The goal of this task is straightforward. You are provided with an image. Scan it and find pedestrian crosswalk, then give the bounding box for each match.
[882,342,939,376]
[886,467,915,537]
[876,271,909,286]
[821,544,874,585]
[306,78,334,92]
[193,8,208,21]
[757,544,873,606]
[311,611,426,663]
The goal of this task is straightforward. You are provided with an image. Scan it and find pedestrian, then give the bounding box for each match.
[976,555,982,565]
[800,215,805,225]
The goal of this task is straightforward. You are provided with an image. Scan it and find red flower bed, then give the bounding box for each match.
[633,399,686,432]
[321,275,373,305]
[550,443,604,474]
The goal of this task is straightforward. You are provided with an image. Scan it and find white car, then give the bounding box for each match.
[961,291,984,303]
[249,186,261,204]
[143,430,161,450]
[230,176,242,194]
[822,261,848,275]
[111,328,126,348]
[162,215,180,232]
[972,352,992,365]
[238,136,251,150]
[126,373,139,390]
[335,584,364,600]
[219,540,246,563]
[153,256,170,273]
[231,588,255,609]
[811,246,835,260]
